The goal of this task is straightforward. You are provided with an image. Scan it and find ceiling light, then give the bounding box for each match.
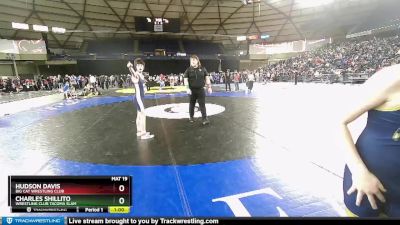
[33,24,49,32]
[52,27,66,34]
[11,22,29,30]
[237,36,246,41]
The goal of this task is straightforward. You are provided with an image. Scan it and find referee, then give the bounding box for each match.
[184,55,212,125]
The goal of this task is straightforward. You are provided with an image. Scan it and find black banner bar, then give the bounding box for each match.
[65,217,399,225]
[8,176,11,206]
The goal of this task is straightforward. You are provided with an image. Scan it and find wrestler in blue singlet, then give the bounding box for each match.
[344,106,400,216]
[133,76,145,112]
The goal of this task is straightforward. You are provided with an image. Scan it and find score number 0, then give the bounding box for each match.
[119,185,125,204]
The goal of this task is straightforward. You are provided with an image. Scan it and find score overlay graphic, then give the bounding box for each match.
[8,176,131,213]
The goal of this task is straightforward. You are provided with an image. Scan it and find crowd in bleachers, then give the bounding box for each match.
[0,76,59,93]
[262,36,400,82]
[2,35,400,97]
[0,73,189,98]
[0,74,114,97]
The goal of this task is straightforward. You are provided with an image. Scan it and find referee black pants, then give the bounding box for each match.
[189,88,207,120]
[225,80,231,91]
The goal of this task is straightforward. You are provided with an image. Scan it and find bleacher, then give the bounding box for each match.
[341,73,370,84]
[87,39,133,54]
[183,41,223,55]
[139,39,180,56]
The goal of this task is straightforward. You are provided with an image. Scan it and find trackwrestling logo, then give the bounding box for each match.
[144,103,225,119]
[3,217,64,225]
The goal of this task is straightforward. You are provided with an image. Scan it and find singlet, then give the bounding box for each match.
[355,106,400,197]
[134,78,144,100]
